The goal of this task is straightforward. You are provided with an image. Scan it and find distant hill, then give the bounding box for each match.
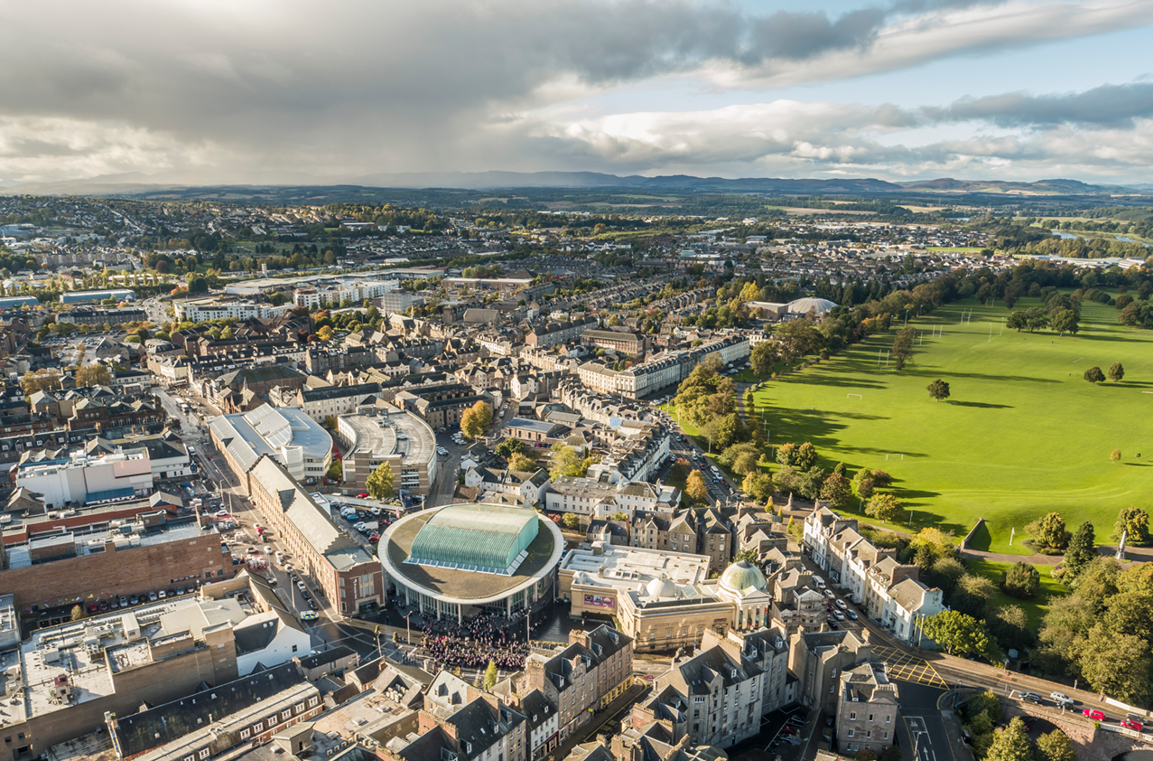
[2,169,1149,199]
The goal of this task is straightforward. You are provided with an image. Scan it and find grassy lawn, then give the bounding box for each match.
[751,296,1153,555]
[965,558,1065,629]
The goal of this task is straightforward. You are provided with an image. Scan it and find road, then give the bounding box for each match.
[651,403,737,503]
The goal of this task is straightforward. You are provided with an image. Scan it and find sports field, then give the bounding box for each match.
[752,296,1153,555]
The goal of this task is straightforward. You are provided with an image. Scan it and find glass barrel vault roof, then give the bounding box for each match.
[407,504,538,574]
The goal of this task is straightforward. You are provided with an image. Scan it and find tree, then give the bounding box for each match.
[985,718,1034,761]
[891,326,915,370]
[1035,730,1076,761]
[1108,361,1125,382]
[865,493,903,524]
[1077,624,1153,704]
[1110,448,1122,463]
[70,605,85,621]
[365,462,395,500]
[743,471,774,503]
[855,477,874,500]
[926,379,951,401]
[750,342,776,376]
[495,439,526,458]
[819,473,851,509]
[1002,562,1040,599]
[326,460,343,481]
[549,445,587,480]
[922,610,997,659]
[776,320,823,361]
[1115,506,1150,545]
[732,548,759,566]
[670,457,692,483]
[562,512,581,530]
[1050,308,1079,336]
[685,471,709,503]
[1035,512,1068,551]
[951,573,998,618]
[988,605,1034,653]
[732,451,759,477]
[460,400,493,441]
[776,442,817,471]
[483,659,499,690]
[1083,366,1105,384]
[1064,521,1097,577]
[75,363,112,387]
[508,453,536,472]
[20,369,63,395]
[317,325,334,341]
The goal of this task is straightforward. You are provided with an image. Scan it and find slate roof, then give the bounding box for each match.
[112,663,304,758]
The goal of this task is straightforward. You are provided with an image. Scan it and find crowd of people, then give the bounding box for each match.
[414,607,548,671]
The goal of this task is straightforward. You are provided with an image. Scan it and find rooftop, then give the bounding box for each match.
[561,544,711,595]
[340,409,434,467]
[409,504,537,575]
[208,405,332,473]
[381,504,563,604]
[5,521,207,570]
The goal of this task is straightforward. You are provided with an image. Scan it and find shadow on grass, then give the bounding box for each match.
[837,445,928,459]
[779,374,888,390]
[1124,463,1152,467]
[901,368,1062,384]
[965,519,994,551]
[947,400,1013,409]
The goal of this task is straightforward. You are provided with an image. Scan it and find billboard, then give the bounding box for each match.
[584,593,615,610]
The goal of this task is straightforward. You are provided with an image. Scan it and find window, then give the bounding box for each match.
[185,756,195,761]
[240,730,251,740]
[254,723,263,732]
[866,731,872,739]
[847,729,855,738]
[282,710,292,720]
[886,714,891,724]
[884,731,889,740]
[295,703,306,713]
[868,714,873,722]
[308,697,319,707]
[849,712,856,721]
[199,750,210,760]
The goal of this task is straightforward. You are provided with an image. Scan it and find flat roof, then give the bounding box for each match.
[560,544,711,595]
[340,410,434,467]
[5,522,207,569]
[381,504,563,606]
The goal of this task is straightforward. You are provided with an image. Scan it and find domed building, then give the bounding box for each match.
[716,560,774,632]
[786,297,837,317]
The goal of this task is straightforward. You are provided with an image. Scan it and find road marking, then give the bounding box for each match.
[872,645,947,688]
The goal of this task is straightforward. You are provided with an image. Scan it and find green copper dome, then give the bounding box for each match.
[720,559,767,595]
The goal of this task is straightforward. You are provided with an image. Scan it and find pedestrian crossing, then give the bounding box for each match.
[872,644,948,688]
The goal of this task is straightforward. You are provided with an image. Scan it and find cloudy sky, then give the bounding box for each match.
[2,0,1153,185]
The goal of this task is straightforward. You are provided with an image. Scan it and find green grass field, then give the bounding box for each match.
[752,297,1153,555]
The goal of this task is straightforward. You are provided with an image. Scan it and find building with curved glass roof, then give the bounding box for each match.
[381,503,564,622]
[408,504,537,575]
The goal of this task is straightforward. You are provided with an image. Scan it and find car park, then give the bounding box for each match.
[1083,709,1107,721]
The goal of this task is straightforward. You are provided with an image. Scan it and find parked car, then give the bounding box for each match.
[824,590,836,600]
[834,610,845,621]
[299,611,319,622]
[297,581,307,592]
[1083,709,1107,721]
[835,599,847,610]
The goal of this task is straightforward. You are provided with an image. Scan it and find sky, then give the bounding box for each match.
[2,0,1153,185]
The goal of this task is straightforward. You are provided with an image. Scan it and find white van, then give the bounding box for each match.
[275,551,284,565]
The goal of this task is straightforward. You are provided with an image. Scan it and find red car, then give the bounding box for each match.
[1083,709,1107,721]
[1121,719,1143,731]
[357,493,368,499]
[369,532,381,543]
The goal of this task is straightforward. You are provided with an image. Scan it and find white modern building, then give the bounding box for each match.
[208,405,333,483]
[16,450,154,509]
[293,279,397,308]
[173,298,293,322]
